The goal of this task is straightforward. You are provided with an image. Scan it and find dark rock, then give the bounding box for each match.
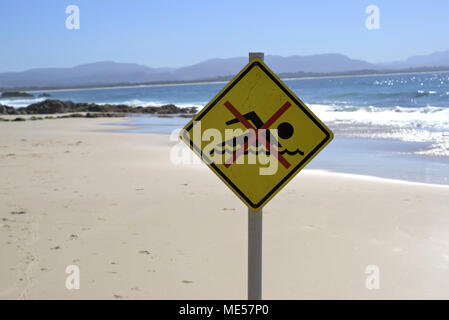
[0,99,198,117]
[22,99,76,114]
[1,91,33,98]
[18,99,198,115]
[38,93,51,97]
[0,104,18,114]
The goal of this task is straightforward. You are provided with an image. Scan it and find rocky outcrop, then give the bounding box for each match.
[38,93,51,97]
[1,91,34,98]
[0,104,17,114]
[0,99,198,115]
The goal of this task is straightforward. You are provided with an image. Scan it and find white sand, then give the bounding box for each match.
[0,118,448,299]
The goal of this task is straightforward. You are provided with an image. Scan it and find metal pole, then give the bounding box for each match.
[248,207,262,300]
[247,52,264,300]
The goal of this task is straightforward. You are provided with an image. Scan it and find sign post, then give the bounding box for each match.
[248,207,263,300]
[180,51,333,300]
[248,52,264,300]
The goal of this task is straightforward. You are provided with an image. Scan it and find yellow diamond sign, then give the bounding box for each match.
[180,58,333,211]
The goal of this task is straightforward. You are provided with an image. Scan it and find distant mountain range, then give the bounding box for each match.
[0,50,447,90]
[377,50,449,69]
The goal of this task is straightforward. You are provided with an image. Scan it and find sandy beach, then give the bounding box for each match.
[0,118,448,299]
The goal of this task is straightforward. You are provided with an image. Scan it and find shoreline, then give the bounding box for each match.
[10,70,449,95]
[100,118,449,186]
[303,169,449,189]
[1,115,447,186]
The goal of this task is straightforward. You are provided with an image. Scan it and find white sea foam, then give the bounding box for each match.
[108,99,449,131]
[307,104,449,157]
[309,104,449,130]
[1,97,206,110]
[0,97,46,108]
[416,141,449,157]
[100,99,206,109]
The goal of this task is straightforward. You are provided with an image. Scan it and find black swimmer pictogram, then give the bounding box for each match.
[210,110,304,156]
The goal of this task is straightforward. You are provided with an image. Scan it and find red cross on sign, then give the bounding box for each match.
[223,100,291,169]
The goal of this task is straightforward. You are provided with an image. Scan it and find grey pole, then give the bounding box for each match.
[247,52,264,300]
[248,207,263,300]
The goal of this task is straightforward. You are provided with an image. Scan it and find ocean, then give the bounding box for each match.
[2,72,449,185]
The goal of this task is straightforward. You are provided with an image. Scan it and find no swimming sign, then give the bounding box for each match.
[181,57,333,211]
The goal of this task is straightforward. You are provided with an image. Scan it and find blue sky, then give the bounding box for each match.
[0,0,448,71]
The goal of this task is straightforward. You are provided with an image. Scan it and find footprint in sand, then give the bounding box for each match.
[181,280,194,284]
[69,234,78,240]
[68,141,83,146]
[10,210,27,215]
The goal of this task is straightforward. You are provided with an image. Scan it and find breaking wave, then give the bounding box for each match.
[309,104,449,130]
